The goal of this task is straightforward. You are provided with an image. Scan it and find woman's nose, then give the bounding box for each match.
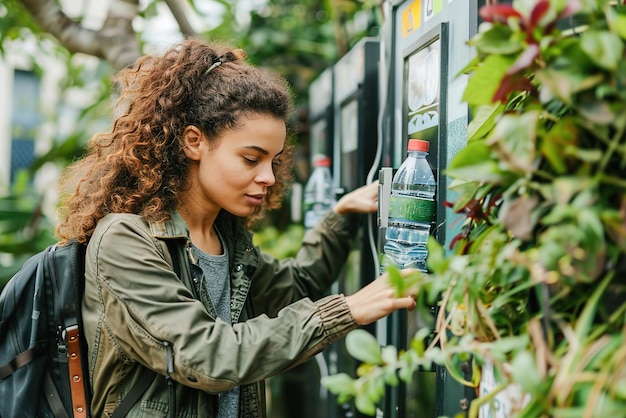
[256,163,276,186]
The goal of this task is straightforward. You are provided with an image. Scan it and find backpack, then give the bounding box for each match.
[0,241,157,418]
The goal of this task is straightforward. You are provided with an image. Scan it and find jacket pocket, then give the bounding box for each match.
[138,399,198,418]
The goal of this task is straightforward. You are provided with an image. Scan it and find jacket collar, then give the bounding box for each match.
[147,210,253,245]
[148,210,189,239]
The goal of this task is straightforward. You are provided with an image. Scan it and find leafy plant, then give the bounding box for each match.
[0,173,57,288]
[0,1,379,292]
[323,1,626,416]
[252,224,305,258]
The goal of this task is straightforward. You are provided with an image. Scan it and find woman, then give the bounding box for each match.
[56,38,416,418]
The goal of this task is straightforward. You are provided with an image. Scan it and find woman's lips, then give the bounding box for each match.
[246,194,265,205]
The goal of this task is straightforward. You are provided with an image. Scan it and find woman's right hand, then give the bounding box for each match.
[344,269,418,325]
[333,181,379,215]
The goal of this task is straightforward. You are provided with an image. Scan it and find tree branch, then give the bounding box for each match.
[163,0,197,37]
[19,0,141,70]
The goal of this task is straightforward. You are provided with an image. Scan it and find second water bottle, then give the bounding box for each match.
[383,139,436,272]
[303,155,335,229]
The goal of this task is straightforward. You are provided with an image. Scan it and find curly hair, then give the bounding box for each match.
[56,38,295,244]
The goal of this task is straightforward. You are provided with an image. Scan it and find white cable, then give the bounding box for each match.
[366,0,394,276]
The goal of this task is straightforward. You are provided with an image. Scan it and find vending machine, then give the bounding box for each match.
[309,67,335,165]
[325,36,381,418]
[296,36,381,415]
[375,0,481,417]
[268,67,337,418]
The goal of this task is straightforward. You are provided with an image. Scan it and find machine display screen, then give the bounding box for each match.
[404,35,441,164]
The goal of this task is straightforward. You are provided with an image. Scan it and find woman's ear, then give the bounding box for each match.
[182,126,204,160]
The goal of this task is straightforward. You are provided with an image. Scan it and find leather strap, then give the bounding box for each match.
[66,325,88,418]
[0,347,37,380]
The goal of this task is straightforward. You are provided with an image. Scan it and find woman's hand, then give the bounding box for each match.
[333,181,379,215]
[344,269,418,325]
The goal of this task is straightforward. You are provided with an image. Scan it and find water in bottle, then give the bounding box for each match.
[383,139,436,272]
[303,155,335,229]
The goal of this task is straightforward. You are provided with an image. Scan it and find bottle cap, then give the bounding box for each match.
[407,139,429,152]
[313,155,331,167]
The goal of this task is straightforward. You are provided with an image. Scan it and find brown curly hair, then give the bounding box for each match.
[56,38,295,244]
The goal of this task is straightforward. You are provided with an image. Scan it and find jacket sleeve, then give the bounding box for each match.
[249,209,364,318]
[84,215,357,394]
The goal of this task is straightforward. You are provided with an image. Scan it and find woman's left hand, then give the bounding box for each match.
[333,181,379,215]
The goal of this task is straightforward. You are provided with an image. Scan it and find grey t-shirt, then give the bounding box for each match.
[191,230,240,418]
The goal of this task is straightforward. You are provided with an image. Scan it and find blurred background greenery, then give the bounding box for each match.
[0,0,378,288]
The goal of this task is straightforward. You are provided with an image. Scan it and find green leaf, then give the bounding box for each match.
[447,179,490,211]
[425,237,446,273]
[572,384,626,416]
[511,351,541,395]
[471,24,523,55]
[354,392,377,416]
[535,68,604,105]
[381,345,398,367]
[345,330,383,365]
[463,54,515,106]
[607,6,626,40]
[574,273,612,341]
[321,373,356,396]
[386,266,405,296]
[445,161,506,184]
[487,335,529,358]
[467,103,505,141]
[580,30,624,71]
[448,140,492,169]
[578,99,616,125]
[409,329,430,356]
[486,111,538,174]
[384,367,399,386]
[541,116,579,174]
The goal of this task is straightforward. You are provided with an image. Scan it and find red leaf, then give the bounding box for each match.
[449,232,465,251]
[492,74,535,103]
[529,0,551,28]
[506,44,540,76]
[491,45,539,103]
[479,4,522,24]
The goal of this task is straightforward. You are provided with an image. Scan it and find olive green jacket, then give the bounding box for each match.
[82,209,361,417]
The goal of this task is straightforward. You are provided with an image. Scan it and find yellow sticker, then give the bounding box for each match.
[402,0,422,38]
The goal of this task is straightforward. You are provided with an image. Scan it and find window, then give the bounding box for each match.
[10,69,41,184]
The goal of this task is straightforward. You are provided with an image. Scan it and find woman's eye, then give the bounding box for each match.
[243,157,258,165]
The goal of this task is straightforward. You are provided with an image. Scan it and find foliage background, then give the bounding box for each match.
[0,0,377,288]
[322,1,626,417]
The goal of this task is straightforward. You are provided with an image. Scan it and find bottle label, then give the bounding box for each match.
[388,194,435,224]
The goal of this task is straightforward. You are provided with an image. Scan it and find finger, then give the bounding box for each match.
[399,296,417,311]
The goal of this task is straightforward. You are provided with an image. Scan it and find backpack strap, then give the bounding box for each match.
[0,347,38,379]
[43,371,71,418]
[46,243,90,418]
[164,239,184,418]
[110,368,158,418]
[66,324,88,418]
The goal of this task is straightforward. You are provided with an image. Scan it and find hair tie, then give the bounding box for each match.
[204,60,222,75]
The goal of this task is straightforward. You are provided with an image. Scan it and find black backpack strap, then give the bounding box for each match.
[110,368,158,418]
[47,243,90,418]
[164,239,184,418]
[165,239,184,281]
[43,371,71,418]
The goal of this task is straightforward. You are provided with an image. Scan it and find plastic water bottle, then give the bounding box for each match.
[383,139,436,272]
[303,155,335,229]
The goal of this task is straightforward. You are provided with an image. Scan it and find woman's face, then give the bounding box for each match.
[187,114,286,218]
